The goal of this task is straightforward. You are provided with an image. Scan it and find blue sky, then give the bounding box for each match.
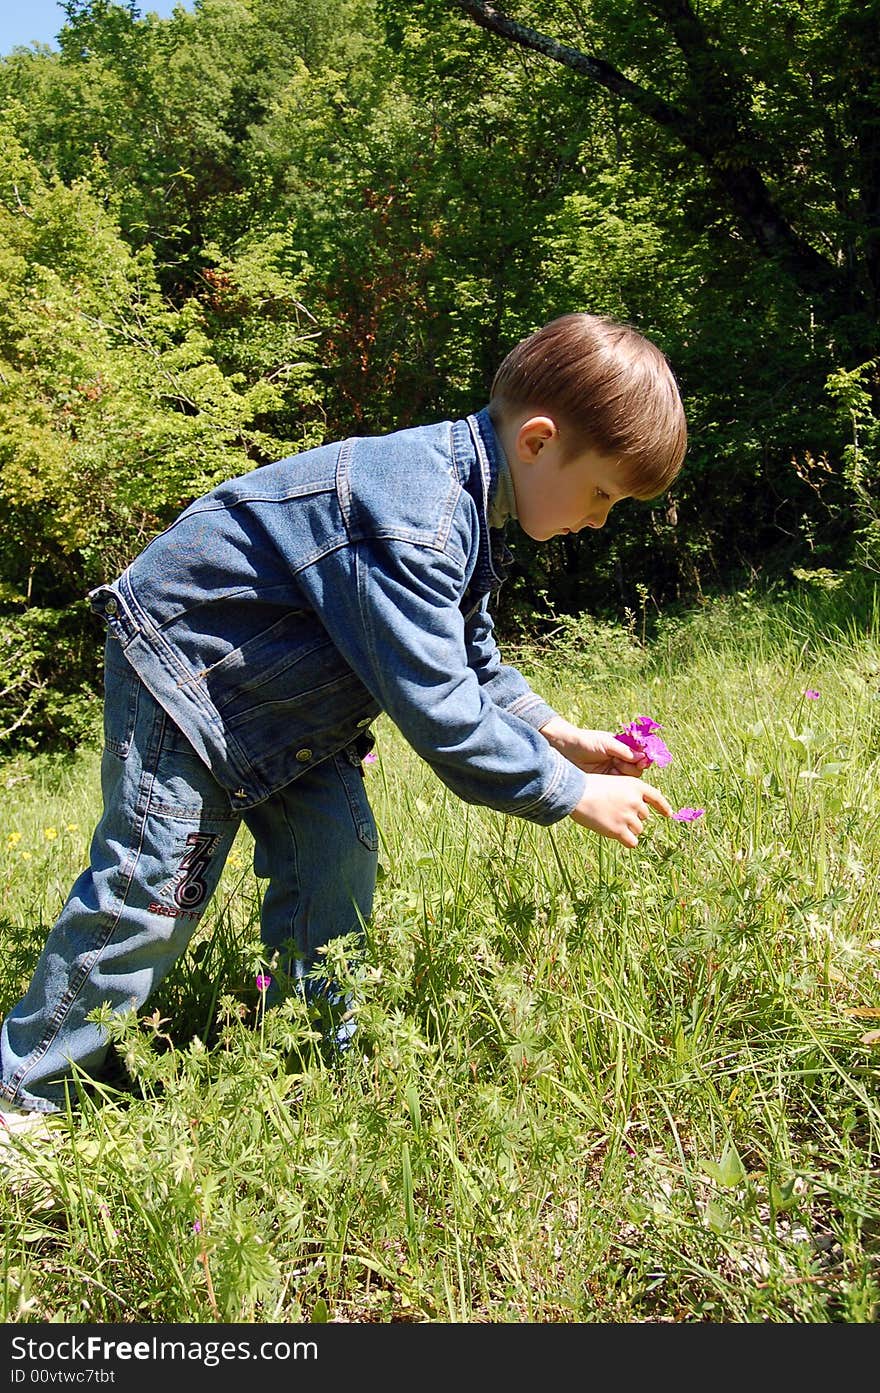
[0,1,196,55]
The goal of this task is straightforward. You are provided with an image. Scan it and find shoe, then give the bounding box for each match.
[0,1099,54,1144]
[0,1100,62,1209]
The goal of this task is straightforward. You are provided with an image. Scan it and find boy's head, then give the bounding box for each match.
[488,313,687,525]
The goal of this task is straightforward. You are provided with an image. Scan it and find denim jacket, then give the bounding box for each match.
[89,408,587,825]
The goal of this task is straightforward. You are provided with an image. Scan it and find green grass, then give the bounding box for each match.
[1,578,879,1323]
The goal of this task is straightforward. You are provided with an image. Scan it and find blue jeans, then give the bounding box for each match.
[0,639,378,1113]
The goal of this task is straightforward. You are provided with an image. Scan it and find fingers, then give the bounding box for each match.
[611,759,645,779]
[608,743,651,774]
[642,783,674,818]
[608,737,640,762]
[619,785,672,847]
[571,773,677,848]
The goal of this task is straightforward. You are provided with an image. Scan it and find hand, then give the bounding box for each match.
[539,715,650,777]
[570,772,673,848]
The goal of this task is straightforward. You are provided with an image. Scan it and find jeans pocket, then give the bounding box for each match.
[102,637,140,760]
[335,751,379,852]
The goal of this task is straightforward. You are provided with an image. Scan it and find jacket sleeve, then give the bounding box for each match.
[312,527,586,825]
[463,594,559,731]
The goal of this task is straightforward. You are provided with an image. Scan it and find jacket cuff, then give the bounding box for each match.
[507,692,558,731]
[522,751,587,826]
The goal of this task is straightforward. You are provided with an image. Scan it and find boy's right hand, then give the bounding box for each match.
[569,773,673,848]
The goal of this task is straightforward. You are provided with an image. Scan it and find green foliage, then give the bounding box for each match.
[0,119,295,576]
[4,1,372,268]
[2,591,879,1321]
[0,112,322,745]
[826,359,880,565]
[0,0,877,745]
[0,604,100,752]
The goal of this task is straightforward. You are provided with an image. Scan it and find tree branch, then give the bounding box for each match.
[450,0,695,143]
[448,0,846,301]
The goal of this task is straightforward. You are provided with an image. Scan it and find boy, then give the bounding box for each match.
[0,311,686,1131]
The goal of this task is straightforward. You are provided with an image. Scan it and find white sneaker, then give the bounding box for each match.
[0,1100,61,1209]
[0,1099,54,1145]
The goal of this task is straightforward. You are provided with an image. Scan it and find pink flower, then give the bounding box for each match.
[615,715,673,768]
[255,973,272,992]
[363,751,378,765]
[672,807,704,822]
[192,1220,202,1234]
[804,689,820,700]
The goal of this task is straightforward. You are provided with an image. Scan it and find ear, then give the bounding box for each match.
[516,415,559,463]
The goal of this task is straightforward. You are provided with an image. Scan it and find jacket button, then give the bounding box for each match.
[104,597,118,615]
[295,748,313,763]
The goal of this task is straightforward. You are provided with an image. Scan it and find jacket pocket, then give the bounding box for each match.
[202,610,337,713]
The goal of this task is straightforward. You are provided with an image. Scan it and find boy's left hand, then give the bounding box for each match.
[538,715,649,777]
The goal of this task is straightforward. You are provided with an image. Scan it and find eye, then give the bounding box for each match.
[595,488,611,501]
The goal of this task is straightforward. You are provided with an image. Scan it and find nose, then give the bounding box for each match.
[586,503,612,529]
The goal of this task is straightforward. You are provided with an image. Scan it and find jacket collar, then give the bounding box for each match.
[454,407,512,601]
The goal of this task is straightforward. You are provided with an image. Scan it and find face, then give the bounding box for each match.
[504,415,631,542]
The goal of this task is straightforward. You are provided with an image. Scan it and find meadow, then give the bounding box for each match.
[1,579,878,1324]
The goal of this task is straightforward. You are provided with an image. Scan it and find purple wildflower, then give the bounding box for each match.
[804,689,820,700]
[363,751,378,765]
[615,715,673,768]
[672,807,705,822]
[192,1220,202,1234]
[255,973,272,992]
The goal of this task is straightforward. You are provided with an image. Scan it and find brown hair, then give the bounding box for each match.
[488,312,687,499]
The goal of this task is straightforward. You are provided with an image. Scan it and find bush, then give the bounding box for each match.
[0,604,102,752]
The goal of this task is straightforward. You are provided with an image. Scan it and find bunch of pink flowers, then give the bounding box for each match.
[614,715,704,822]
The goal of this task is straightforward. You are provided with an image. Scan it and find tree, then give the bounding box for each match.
[1,0,876,754]
[2,1,374,292]
[445,0,878,354]
[0,114,322,746]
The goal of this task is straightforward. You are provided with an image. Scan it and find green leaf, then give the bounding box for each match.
[704,1197,731,1234]
[770,1178,799,1213]
[702,1144,746,1189]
